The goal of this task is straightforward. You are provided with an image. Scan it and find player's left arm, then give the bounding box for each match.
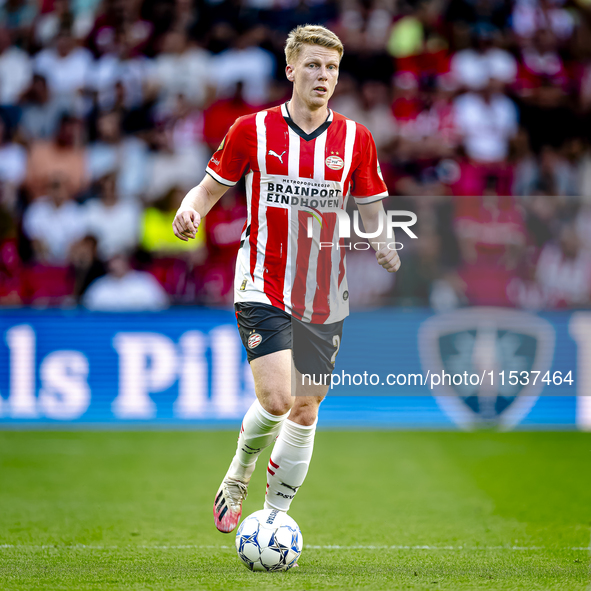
[357,200,401,273]
[351,125,401,273]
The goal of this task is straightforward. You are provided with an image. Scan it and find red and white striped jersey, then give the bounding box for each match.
[206,103,388,324]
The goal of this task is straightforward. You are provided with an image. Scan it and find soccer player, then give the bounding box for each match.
[173,24,400,533]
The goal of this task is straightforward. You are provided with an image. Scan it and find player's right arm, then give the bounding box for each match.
[173,115,252,241]
[172,175,228,241]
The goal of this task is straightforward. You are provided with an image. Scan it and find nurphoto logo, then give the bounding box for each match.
[305,209,418,250]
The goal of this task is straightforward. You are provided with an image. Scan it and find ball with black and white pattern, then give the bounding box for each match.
[235,509,302,571]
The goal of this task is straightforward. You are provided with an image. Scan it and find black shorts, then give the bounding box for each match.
[235,302,344,378]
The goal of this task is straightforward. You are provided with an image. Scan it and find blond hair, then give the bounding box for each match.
[284,25,344,65]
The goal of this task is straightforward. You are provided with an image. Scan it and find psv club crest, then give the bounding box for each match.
[248,333,263,349]
[325,155,344,170]
[418,307,555,430]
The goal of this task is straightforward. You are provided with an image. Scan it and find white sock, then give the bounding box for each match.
[227,399,290,482]
[264,418,317,512]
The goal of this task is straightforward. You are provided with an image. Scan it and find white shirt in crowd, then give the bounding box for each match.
[22,197,87,263]
[0,46,32,104]
[536,244,591,307]
[151,47,211,107]
[454,92,518,162]
[451,48,517,90]
[0,142,27,184]
[83,198,141,260]
[512,0,574,40]
[89,53,152,110]
[146,147,207,201]
[34,46,93,102]
[86,136,150,199]
[212,46,275,105]
[83,270,169,311]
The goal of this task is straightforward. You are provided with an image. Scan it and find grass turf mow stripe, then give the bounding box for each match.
[1,431,589,590]
[1,544,589,550]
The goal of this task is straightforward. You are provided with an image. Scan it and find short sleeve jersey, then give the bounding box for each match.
[206,103,388,324]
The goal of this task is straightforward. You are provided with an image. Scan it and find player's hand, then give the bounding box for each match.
[376,244,401,273]
[173,209,201,241]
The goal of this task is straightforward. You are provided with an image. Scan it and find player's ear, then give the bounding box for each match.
[286,64,295,82]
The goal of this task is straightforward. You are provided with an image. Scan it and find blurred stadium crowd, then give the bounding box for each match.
[0,0,591,311]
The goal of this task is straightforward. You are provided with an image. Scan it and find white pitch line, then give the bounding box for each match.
[306,545,590,551]
[0,544,588,551]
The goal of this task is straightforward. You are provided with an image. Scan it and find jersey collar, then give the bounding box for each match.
[281,102,333,142]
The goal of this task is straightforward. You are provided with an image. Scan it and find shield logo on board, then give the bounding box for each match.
[418,307,555,430]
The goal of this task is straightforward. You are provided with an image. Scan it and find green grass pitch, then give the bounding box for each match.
[0,430,589,590]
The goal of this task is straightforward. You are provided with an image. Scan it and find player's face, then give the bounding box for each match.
[286,45,340,110]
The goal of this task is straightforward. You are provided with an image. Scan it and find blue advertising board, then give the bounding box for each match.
[0,307,588,429]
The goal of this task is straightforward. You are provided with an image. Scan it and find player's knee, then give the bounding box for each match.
[289,399,322,426]
[290,408,318,426]
[258,392,293,417]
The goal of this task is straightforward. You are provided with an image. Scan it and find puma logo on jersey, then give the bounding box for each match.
[268,150,286,163]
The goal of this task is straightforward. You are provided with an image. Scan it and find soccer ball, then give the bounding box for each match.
[235,509,302,572]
